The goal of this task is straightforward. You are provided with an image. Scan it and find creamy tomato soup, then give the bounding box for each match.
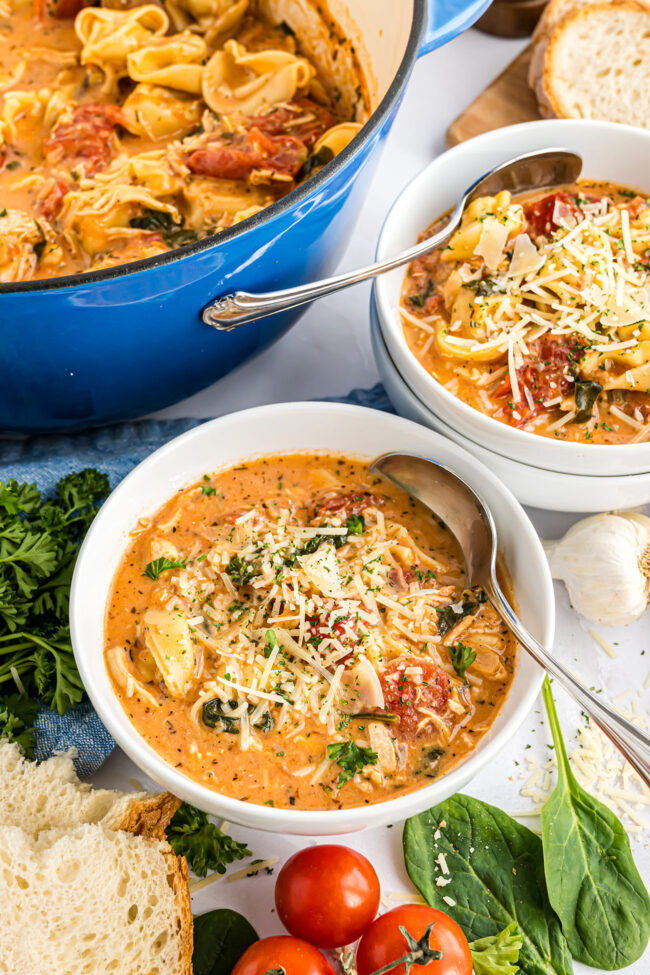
[0,0,365,280]
[401,182,650,445]
[105,454,516,811]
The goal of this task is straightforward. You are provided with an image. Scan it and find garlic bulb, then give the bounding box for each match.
[543,512,650,626]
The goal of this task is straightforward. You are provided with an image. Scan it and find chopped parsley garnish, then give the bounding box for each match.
[143,556,187,580]
[327,739,378,786]
[264,629,278,658]
[449,641,477,682]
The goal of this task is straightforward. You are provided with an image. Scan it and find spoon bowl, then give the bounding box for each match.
[370,451,650,786]
[203,148,583,330]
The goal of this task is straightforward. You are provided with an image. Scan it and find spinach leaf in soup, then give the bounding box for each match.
[403,796,573,975]
[572,380,602,423]
[192,909,258,975]
[541,678,650,969]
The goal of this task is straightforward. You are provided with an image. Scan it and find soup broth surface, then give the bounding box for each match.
[401,181,650,445]
[105,453,516,810]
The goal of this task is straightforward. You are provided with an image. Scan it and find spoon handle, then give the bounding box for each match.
[201,217,459,331]
[485,578,650,787]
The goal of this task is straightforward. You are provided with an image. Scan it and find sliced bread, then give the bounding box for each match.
[0,740,180,836]
[532,1,650,125]
[0,824,193,975]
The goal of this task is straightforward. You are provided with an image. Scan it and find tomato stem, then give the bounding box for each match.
[265,967,286,975]
[368,924,443,975]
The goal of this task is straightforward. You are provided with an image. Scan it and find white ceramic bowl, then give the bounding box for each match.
[375,119,650,478]
[71,403,554,834]
[371,305,650,511]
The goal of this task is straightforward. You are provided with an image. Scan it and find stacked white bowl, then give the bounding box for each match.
[372,119,650,511]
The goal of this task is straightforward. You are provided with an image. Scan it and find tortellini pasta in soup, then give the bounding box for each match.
[165,0,248,44]
[202,40,315,116]
[126,31,207,94]
[0,0,368,279]
[76,6,169,85]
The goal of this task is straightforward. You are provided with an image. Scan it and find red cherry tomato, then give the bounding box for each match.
[232,936,335,975]
[275,845,380,948]
[356,905,472,975]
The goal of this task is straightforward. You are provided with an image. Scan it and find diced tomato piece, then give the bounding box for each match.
[305,611,359,654]
[524,192,581,238]
[187,128,307,180]
[40,177,69,219]
[313,493,384,519]
[499,336,585,425]
[380,659,451,735]
[43,103,125,175]
[187,145,262,180]
[625,195,649,220]
[249,97,336,149]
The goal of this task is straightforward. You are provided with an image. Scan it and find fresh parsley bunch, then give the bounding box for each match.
[166,802,252,877]
[0,469,110,739]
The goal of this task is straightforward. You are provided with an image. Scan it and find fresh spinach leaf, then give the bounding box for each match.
[470,923,523,975]
[225,555,258,587]
[448,641,476,681]
[192,909,258,975]
[129,209,199,249]
[403,795,573,975]
[573,381,602,423]
[541,678,650,969]
[298,146,333,180]
[436,589,486,637]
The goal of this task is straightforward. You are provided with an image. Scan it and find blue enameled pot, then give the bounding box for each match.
[0,0,489,432]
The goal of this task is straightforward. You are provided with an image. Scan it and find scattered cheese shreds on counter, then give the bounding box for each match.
[589,629,618,659]
[513,689,649,839]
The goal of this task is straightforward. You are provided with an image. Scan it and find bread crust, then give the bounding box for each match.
[163,847,194,975]
[107,791,182,838]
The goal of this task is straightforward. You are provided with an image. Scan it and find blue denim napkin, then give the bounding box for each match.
[0,384,394,775]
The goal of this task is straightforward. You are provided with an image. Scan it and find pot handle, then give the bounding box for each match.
[419,0,492,56]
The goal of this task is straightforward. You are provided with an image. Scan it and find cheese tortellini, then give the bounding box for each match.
[442,191,525,265]
[202,39,315,116]
[127,31,207,95]
[121,83,202,138]
[314,122,362,156]
[182,176,274,229]
[76,5,169,86]
[165,0,248,45]
[1,87,72,140]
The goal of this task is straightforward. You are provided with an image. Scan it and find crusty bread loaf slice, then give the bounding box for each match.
[0,740,180,836]
[534,1,650,124]
[0,824,193,975]
[528,0,594,91]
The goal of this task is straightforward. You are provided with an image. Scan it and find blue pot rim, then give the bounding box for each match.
[2,1,427,295]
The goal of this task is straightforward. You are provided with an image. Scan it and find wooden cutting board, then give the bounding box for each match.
[446,46,541,146]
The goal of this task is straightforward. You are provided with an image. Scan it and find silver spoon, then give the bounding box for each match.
[370,451,650,786]
[203,147,582,331]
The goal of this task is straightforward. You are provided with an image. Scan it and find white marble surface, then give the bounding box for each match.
[94,28,649,974]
